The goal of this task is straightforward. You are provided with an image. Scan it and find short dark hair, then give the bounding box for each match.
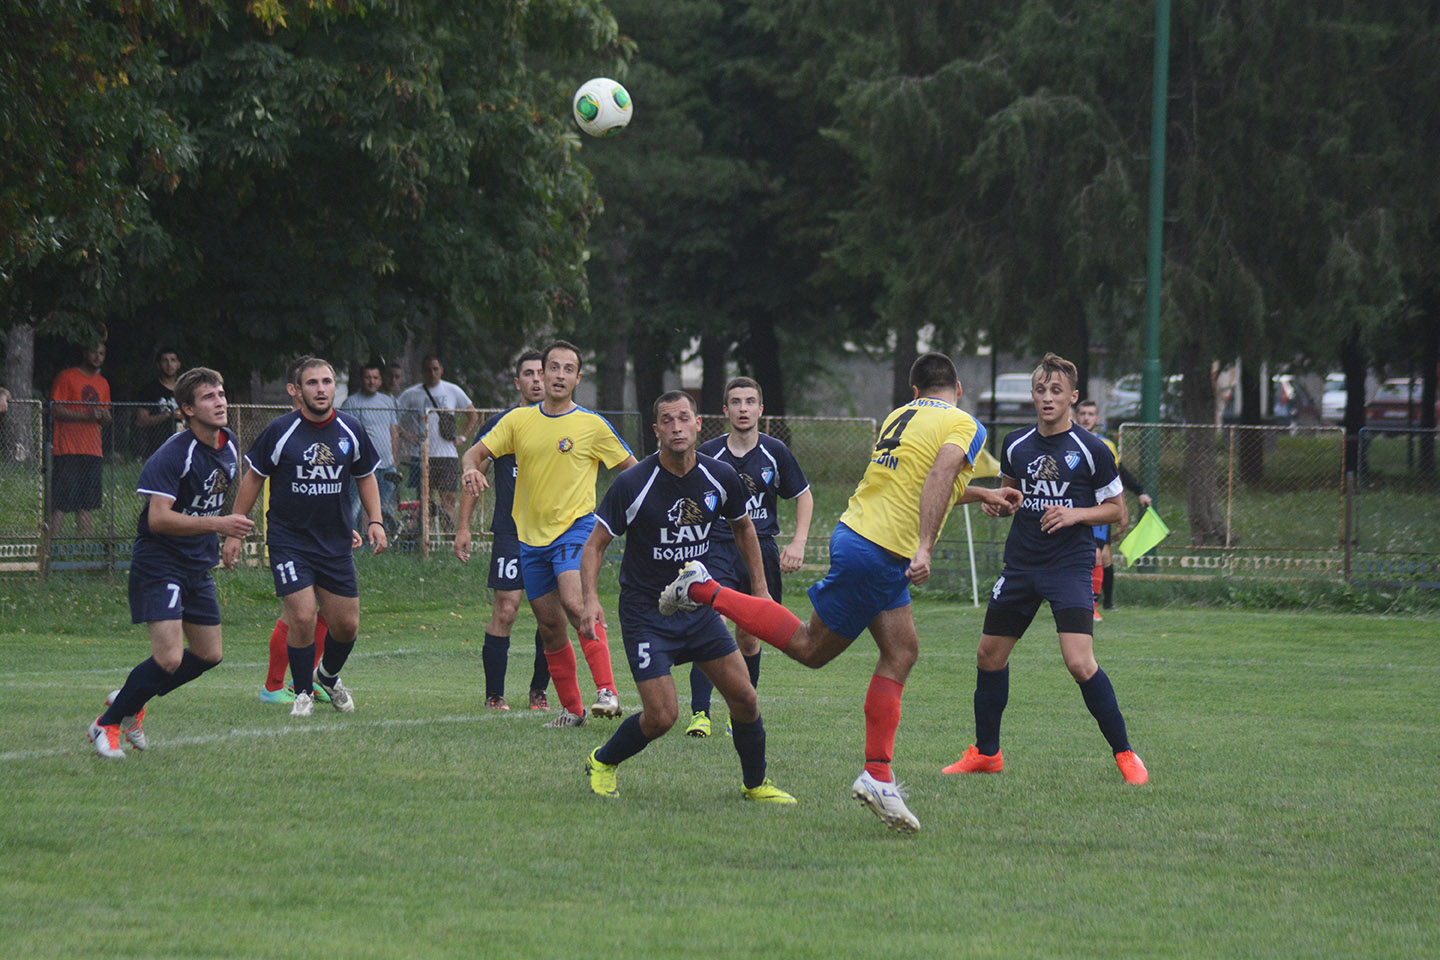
[174,367,223,420]
[723,376,763,406]
[909,352,958,394]
[360,362,383,376]
[542,340,583,372]
[1076,398,1098,411]
[515,349,544,377]
[292,357,334,385]
[1031,352,1078,392]
[422,353,442,368]
[155,347,179,363]
[652,390,697,422]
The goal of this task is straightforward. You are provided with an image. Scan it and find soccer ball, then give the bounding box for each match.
[572,78,632,138]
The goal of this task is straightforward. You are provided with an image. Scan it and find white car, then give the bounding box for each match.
[1321,373,1346,423]
[979,373,1036,419]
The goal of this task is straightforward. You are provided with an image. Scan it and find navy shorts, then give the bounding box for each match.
[618,592,737,683]
[807,523,911,640]
[487,532,524,591]
[128,566,221,626]
[520,515,594,599]
[983,566,1095,638]
[706,537,783,602]
[268,546,359,598]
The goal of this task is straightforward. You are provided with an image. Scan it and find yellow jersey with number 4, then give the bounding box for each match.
[839,398,987,559]
[479,404,632,546]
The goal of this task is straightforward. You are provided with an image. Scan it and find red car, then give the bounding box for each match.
[1365,378,1440,431]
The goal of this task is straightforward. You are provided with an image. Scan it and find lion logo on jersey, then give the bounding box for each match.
[202,468,230,496]
[740,472,760,495]
[303,442,336,466]
[666,498,705,526]
[1025,454,1061,481]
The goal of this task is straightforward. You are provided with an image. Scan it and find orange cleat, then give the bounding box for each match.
[1115,750,1149,784]
[1092,603,1104,622]
[941,744,1003,775]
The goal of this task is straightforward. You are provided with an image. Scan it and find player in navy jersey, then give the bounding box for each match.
[88,368,254,758]
[221,358,387,718]
[577,392,796,803]
[454,349,552,711]
[944,353,1148,784]
[684,377,813,737]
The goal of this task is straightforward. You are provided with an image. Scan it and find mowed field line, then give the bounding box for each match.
[0,646,428,683]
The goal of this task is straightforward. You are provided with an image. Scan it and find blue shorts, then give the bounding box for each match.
[520,515,595,600]
[706,537,783,602]
[806,523,911,641]
[268,547,359,599]
[128,566,221,626]
[618,592,736,683]
[983,565,1095,638]
[487,532,524,592]
[1093,524,1110,545]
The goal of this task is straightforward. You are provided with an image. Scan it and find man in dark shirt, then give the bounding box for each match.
[133,348,182,458]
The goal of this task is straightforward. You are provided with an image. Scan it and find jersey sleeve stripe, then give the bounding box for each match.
[694,460,729,507]
[624,465,661,526]
[268,416,303,467]
[1096,476,1125,501]
[1004,427,1037,465]
[337,418,375,477]
[181,438,198,478]
[1069,431,1097,472]
[595,514,620,537]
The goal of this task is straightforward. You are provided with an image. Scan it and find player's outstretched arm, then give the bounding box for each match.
[780,488,814,573]
[453,485,479,562]
[577,524,614,640]
[460,440,492,495]
[959,483,1023,517]
[146,495,255,541]
[356,473,388,554]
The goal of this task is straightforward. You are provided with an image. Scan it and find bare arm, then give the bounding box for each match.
[220,468,266,568]
[908,444,969,584]
[460,439,494,494]
[357,473,388,554]
[578,523,615,640]
[146,495,255,540]
[453,483,481,562]
[779,488,814,573]
[461,405,479,442]
[1039,494,1124,534]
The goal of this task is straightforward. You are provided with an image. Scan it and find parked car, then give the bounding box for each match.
[1106,373,1181,424]
[1365,378,1440,433]
[1321,373,1347,423]
[978,373,1037,419]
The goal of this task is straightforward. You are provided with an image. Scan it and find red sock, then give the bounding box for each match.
[314,615,328,670]
[701,585,801,652]
[578,623,615,692]
[862,675,905,783]
[265,619,290,691]
[1091,563,1104,600]
[544,643,584,716]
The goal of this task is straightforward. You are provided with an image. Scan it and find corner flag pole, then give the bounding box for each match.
[1141,0,1172,496]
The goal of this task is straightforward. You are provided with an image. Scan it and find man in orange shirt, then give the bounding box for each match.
[50,342,112,537]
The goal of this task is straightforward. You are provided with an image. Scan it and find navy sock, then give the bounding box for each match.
[1078,667,1131,754]
[689,663,714,716]
[528,629,550,692]
[158,650,220,696]
[98,657,169,724]
[974,665,1009,756]
[319,634,354,681]
[482,633,510,699]
[288,643,315,694]
[731,716,768,789]
[1102,566,1115,607]
[744,651,761,690]
[595,714,654,766]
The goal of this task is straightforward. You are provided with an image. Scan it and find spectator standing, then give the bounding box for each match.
[50,341,112,537]
[133,348,182,458]
[399,354,478,529]
[341,363,401,533]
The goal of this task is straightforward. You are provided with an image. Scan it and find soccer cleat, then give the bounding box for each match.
[544,708,587,728]
[306,683,332,705]
[1115,750,1149,784]
[259,685,296,704]
[590,687,623,719]
[105,690,148,751]
[290,692,315,717]
[941,744,1004,775]
[685,711,711,738]
[851,770,920,834]
[528,689,550,711]
[741,779,797,804]
[1093,604,1104,622]
[585,748,619,798]
[313,672,354,713]
[485,695,510,711]
[726,716,733,737]
[658,560,713,615]
[87,720,125,759]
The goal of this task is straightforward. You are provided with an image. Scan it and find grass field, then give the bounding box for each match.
[2,558,1437,959]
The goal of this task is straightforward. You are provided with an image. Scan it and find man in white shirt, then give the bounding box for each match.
[399,354,478,528]
[341,362,402,533]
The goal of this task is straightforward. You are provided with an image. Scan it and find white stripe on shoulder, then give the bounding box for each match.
[1004,427,1037,464]
[624,465,662,527]
[1068,430,1097,472]
[694,461,729,506]
[181,438,198,478]
[269,416,304,467]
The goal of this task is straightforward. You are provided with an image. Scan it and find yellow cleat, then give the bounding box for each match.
[585,747,619,798]
[741,778,797,804]
[685,711,712,738]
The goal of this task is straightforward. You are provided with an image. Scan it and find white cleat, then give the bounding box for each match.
[851,770,921,834]
[290,692,315,717]
[543,708,587,728]
[106,689,148,751]
[88,720,125,759]
[314,672,355,713]
[658,560,713,615]
[590,687,623,718]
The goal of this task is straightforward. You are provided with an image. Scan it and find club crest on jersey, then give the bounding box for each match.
[703,491,718,512]
[761,467,774,485]
[556,437,574,454]
[339,438,351,457]
[661,497,711,544]
[1065,452,1081,470]
[297,442,343,480]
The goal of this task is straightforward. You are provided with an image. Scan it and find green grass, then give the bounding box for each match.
[1,559,1437,959]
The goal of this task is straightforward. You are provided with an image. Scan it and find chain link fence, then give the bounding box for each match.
[4,402,1437,589]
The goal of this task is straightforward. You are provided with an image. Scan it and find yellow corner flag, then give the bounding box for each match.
[1118,508,1170,567]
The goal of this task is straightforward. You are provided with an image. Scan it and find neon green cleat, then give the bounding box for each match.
[259,686,296,704]
[585,747,619,798]
[292,683,331,705]
[741,779,797,804]
[685,711,711,738]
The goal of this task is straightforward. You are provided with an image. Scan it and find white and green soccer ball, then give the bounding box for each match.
[572,78,633,138]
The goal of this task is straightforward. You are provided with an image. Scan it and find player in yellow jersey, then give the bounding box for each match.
[462,341,638,727]
[659,353,1022,832]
